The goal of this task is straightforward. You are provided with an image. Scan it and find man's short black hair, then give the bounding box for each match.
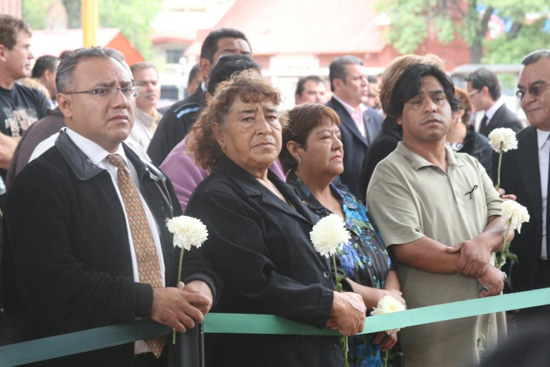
[31,55,59,79]
[207,54,259,95]
[465,68,501,101]
[200,28,249,62]
[295,75,324,96]
[389,64,460,120]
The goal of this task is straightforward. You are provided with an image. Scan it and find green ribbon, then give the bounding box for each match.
[204,288,550,335]
[1,288,548,366]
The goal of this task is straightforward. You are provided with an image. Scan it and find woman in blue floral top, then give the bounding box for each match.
[280,103,406,367]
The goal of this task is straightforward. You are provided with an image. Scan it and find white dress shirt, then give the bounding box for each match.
[333,94,367,138]
[65,128,165,354]
[537,129,550,259]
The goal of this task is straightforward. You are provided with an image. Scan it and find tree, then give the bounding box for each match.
[99,0,162,59]
[484,18,550,64]
[375,0,549,63]
[22,0,162,58]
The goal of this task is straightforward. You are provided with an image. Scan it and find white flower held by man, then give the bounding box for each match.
[488,128,518,190]
[496,201,529,269]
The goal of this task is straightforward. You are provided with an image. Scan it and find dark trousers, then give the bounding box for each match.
[134,352,166,367]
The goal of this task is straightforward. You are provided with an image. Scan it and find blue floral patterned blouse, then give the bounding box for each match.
[287,172,392,367]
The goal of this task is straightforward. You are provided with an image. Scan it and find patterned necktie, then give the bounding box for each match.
[106,154,166,358]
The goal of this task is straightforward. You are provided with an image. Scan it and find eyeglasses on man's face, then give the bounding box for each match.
[64,86,142,99]
[469,89,480,97]
[516,82,550,101]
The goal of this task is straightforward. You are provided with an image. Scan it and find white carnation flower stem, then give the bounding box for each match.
[331,253,348,366]
[173,248,185,344]
[495,144,503,191]
[497,221,513,270]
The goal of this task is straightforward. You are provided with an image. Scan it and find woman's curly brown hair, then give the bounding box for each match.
[187,70,283,171]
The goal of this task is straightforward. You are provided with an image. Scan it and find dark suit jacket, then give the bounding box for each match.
[358,115,402,200]
[2,130,219,367]
[185,157,341,367]
[326,97,382,199]
[479,103,523,137]
[495,126,542,292]
[147,88,206,165]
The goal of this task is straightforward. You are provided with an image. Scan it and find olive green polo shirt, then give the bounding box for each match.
[367,142,505,367]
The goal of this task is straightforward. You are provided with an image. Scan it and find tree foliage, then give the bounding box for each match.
[22,0,162,58]
[483,18,550,64]
[375,0,549,63]
[22,0,50,30]
[98,0,162,59]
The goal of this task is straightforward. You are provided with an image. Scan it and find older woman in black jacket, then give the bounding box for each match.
[185,70,365,367]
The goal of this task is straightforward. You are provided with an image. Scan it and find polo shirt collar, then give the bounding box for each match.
[396,141,461,171]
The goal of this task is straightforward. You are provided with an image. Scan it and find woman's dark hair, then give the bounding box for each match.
[388,64,460,121]
[280,103,340,172]
[454,87,473,125]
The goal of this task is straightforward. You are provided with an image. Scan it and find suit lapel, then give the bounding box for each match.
[260,174,315,227]
[332,99,369,147]
[363,109,377,145]
[261,173,333,271]
[517,127,542,232]
[481,105,503,135]
[216,157,331,271]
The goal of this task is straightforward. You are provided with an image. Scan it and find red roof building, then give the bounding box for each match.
[31,28,144,66]
[184,0,470,72]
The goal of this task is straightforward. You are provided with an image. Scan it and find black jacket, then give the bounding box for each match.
[479,103,523,137]
[326,97,382,199]
[458,125,492,175]
[2,130,219,367]
[185,157,341,367]
[495,126,542,292]
[147,88,206,166]
[359,115,402,200]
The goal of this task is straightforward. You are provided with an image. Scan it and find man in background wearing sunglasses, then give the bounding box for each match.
[2,47,219,367]
[465,67,523,137]
[497,49,550,317]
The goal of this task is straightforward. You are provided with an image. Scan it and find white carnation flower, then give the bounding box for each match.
[502,200,530,234]
[310,214,350,257]
[488,128,518,153]
[371,295,406,333]
[166,216,208,251]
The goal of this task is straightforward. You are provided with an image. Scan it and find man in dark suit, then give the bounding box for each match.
[2,47,219,367]
[147,28,252,165]
[466,67,523,137]
[498,50,550,308]
[325,55,382,199]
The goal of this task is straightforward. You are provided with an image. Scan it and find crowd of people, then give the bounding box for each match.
[0,13,549,367]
